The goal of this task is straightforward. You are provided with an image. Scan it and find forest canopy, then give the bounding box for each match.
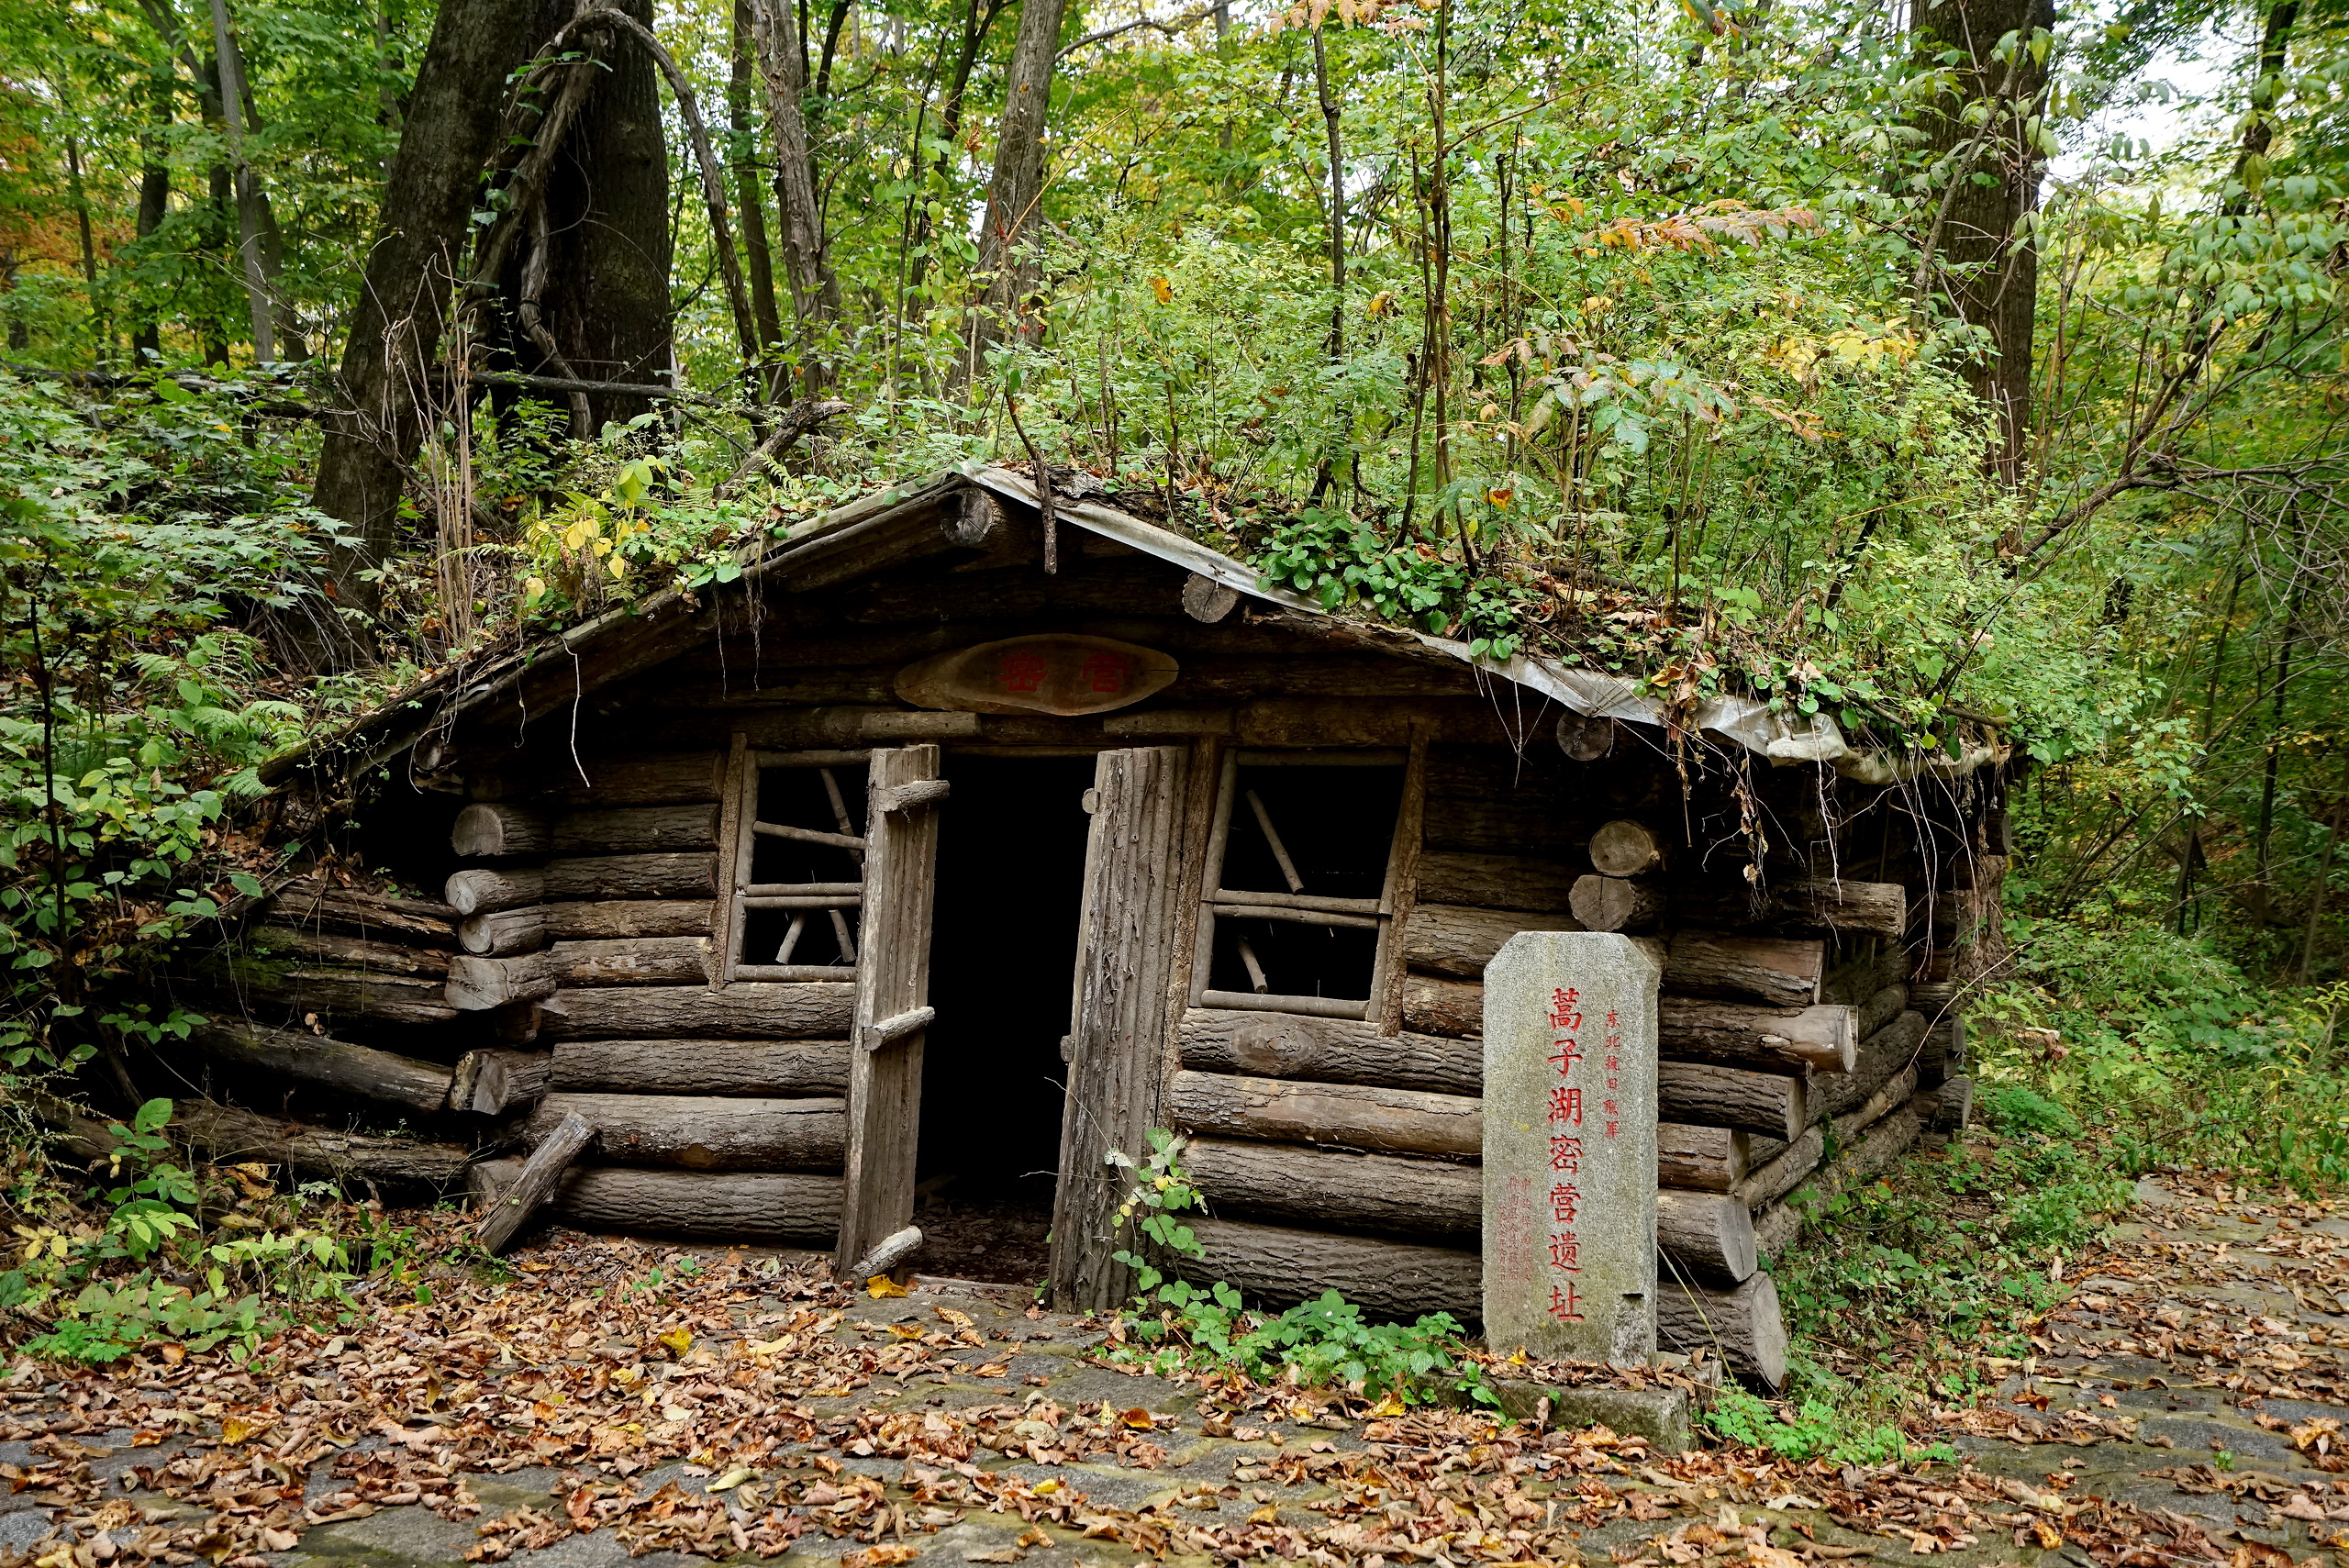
[0,0,2343,1040]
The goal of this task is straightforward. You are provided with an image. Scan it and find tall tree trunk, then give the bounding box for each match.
[729,0,785,390]
[62,133,102,354]
[308,0,547,639]
[749,0,841,386]
[1911,0,2055,484]
[905,0,1008,304]
[971,0,1069,363]
[517,0,674,428]
[206,0,276,362]
[131,118,170,363]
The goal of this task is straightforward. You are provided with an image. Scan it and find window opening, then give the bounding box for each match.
[725,750,871,983]
[1196,750,1407,1020]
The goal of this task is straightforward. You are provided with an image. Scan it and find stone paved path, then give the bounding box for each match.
[0,1176,2340,1568]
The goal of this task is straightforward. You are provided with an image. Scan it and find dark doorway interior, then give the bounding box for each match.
[917,753,1097,1286]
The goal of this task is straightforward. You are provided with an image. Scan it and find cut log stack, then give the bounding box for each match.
[436,751,845,1248]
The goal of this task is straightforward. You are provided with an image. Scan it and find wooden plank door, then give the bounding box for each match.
[835,745,946,1279]
[1050,746,1191,1311]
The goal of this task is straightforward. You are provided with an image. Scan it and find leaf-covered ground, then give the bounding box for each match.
[0,1178,2343,1568]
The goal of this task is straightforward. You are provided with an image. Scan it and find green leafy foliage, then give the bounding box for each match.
[1701,1387,1948,1466]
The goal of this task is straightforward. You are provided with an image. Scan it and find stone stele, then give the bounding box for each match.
[1483,931,1659,1364]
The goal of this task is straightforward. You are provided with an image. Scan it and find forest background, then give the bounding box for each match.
[0,0,2345,1387]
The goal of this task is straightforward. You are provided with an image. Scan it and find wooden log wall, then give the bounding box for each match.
[432,747,855,1244]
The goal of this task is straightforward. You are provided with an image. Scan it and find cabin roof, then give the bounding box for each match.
[262,462,2001,789]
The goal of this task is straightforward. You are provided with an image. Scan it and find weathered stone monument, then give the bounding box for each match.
[1484,931,1659,1364]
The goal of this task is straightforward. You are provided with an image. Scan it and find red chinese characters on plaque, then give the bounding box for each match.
[1483,932,1660,1364]
[894,634,1179,717]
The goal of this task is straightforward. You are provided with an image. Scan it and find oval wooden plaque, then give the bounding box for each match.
[895,634,1179,717]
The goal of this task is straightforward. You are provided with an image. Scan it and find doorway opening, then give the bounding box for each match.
[917,753,1097,1285]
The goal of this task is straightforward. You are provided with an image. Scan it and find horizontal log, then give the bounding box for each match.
[545,900,714,942]
[1656,1189,1758,1285]
[1657,1062,1805,1141]
[1400,973,1484,1040]
[528,1093,846,1171]
[459,907,545,957]
[1811,1011,1928,1124]
[443,854,718,917]
[469,1159,841,1242]
[452,803,549,858]
[450,1048,551,1115]
[190,1020,454,1113]
[1657,1123,1751,1193]
[552,805,721,855]
[551,1038,851,1096]
[1588,819,1664,877]
[1169,1070,1481,1159]
[1930,1074,1973,1133]
[1403,904,1582,979]
[259,878,456,946]
[1178,1009,1480,1097]
[1660,999,1854,1073]
[1188,1217,1479,1320]
[1569,875,1664,933]
[1415,853,1578,913]
[209,966,458,1029]
[483,751,726,808]
[1820,940,1906,1006]
[244,925,450,979]
[550,936,712,987]
[540,983,855,1041]
[446,952,558,1011]
[1661,932,1823,1009]
[1657,1271,1787,1393]
[1855,982,1910,1039]
[1419,795,1579,859]
[1674,878,1908,939]
[1184,1137,1479,1236]
[176,1100,467,1185]
[1197,990,1367,1020]
[1733,1126,1824,1210]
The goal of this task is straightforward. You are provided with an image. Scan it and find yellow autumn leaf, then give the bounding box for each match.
[1367,1394,1408,1418]
[934,1306,975,1328]
[1247,1505,1279,1525]
[867,1274,909,1298]
[1151,276,1172,304]
[657,1328,693,1355]
[219,1415,265,1444]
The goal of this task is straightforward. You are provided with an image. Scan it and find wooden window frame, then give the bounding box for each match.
[1188,742,1426,1026]
[715,736,875,986]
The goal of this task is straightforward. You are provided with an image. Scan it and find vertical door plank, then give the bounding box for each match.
[1369,729,1430,1033]
[834,744,942,1279]
[1051,746,1190,1311]
[716,734,754,985]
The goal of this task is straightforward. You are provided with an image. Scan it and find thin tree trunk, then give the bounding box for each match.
[62,133,102,353]
[2301,752,2345,982]
[971,0,1070,363]
[308,0,548,639]
[206,0,275,362]
[132,118,169,362]
[2251,583,2301,925]
[730,0,786,389]
[905,0,1008,303]
[749,0,841,385]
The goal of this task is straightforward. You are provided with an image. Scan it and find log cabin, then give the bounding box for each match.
[173,462,2009,1385]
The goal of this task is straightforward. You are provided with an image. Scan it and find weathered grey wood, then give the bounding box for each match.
[528,1092,847,1170]
[479,751,726,807]
[551,936,712,987]
[1555,710,1615,761]
[262,879,457,946]
[551,1037,850,1095]
[449,855,719,915]
[173,1099,469,1185]
[208,964,459,1029]
[1184,1136,1480,1236]
[452,803,550,858]
[475,1111,595,1253]
[1053,745,1189,1312]
[539,982,855,1040]
[1415,852,1578,913]
[837,745,941,1278]
[445,951,558,1011]
[1367,731,1425,1035]
[1419,794,1578,859]
[1655,1189,1758,1284]
[244,925,451,978]
[1403,904,1582,979]
[1659,998,1855,1073]
[1662,932,1824,1008]
[1821,940,1907,1006]
[1169,1069,1481,1159]
[469,1159,841,1242]
[544,900,714,941]
[1178,1008,1481,1096]
[1569,875,1664,932]
[1855,982,1910,1039]
[190,1020,454,1113]
[1920,1010,1967,1087]
[1754,1092,1934,1260]
[1930,1074,1973,1133]
[1732,1126,1824,1209]
[843,1225,925,1282]
[1588,819,1664,877]
[1657,1123,1751,1193]
[1657,1062,1806,1141]
[459,907,546,956]
[551,805,721,855]
[1188,1217,1479,1319]
[1399,973,1484,1039]
[1909,979,1963,1012]
[1657,1272,1787,1392]
[1811,1010,1929,1122]
[1198,989,1368,1019]
[1674,878,1908,939]
[450,1048,551,1114]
